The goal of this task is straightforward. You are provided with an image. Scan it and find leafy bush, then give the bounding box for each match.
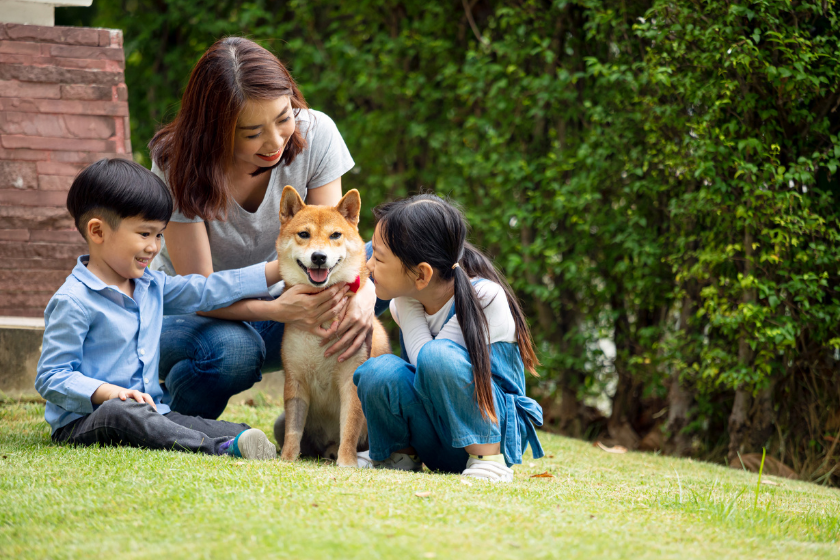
[58,0,840,482]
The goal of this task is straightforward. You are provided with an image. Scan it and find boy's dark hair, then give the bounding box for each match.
[374,193,540,424]
[66,158,173,239]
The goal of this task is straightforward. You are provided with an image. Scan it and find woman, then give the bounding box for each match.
[148,37,377,419]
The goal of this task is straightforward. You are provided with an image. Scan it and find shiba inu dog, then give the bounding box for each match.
[273,186,390,467]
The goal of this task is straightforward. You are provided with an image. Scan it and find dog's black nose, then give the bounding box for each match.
[311,252,327,266]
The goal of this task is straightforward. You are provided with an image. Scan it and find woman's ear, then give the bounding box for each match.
[414,262,435,291]
[86,218,106,245]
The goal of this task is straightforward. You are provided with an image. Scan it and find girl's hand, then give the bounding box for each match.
[320,280,376,362]
[264,283,350,329]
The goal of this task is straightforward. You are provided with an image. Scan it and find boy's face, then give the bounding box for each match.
[94,217,166,281]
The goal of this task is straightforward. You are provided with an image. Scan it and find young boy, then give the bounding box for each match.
[36,158,284,459]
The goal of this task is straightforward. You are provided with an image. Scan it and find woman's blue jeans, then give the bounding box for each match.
[158,242,388,420]
[158,316,284,419]
[354,339,503,473]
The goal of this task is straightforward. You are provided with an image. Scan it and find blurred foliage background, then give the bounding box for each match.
[58,0,840,483]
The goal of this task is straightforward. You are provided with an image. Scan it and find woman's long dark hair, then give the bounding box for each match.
[149,37,308,221]
[374,194,539,423]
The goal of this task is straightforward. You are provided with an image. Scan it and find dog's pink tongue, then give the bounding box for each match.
[308,268,328,283]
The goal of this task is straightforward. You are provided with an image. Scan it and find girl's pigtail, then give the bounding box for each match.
[461,243,540,376]
[452,262,497,423]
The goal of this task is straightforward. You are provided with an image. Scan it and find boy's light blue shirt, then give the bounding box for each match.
[36,256,271,433]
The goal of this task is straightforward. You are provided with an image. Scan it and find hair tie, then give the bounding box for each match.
[452,263,460,270]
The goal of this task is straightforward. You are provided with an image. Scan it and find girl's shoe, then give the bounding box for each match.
[357,449,375,468]
[373,452,423,472]
[461,456,514,482]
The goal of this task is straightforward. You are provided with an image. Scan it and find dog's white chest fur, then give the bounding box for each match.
[283,326,344,429]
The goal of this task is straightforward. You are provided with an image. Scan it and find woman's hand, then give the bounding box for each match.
[320,280,377,362]
[263,283,350,329]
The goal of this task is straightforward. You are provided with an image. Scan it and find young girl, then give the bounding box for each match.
[354,194,544,481]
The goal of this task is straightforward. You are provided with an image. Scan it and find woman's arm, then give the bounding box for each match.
[305,177,343,205]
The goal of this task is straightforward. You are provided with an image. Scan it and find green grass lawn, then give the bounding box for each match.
[1,400,838,560]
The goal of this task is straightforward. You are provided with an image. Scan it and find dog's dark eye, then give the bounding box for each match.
[330,232,342,240]
[298,231,310,239]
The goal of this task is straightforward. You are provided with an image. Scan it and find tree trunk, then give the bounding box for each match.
[728,224,760,463]
[607,291,642,449]
[665,292,699,456]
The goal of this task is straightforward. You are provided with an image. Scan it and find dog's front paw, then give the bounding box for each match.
[279,446,300,462]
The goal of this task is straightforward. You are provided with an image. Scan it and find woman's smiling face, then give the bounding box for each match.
[232,96,295,172]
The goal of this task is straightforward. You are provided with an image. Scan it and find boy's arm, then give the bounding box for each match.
[35,296,107,415]
[393,297,433,365]
[160,261,275,315]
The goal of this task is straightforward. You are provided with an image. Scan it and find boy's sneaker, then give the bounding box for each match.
[461,455,513,482]
[221,428,276,460]
[373,451,423,472]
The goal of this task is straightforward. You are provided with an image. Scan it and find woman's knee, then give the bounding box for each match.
[163,316,265,389]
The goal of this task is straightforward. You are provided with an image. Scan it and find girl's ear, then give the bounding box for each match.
[414,262,435,291]
[87,218,106,245]
[336,189,361,227]
[279,185,305,224]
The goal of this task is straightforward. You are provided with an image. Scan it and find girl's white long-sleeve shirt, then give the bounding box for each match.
[389,279,517,366]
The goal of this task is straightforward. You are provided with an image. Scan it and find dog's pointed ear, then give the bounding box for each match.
[280,186,305,225]
[336,189,361,227]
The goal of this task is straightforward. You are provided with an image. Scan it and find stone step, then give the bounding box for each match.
[0,315,285,402]
[0,315,44,397]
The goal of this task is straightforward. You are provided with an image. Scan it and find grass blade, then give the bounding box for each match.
[754,447,766,511]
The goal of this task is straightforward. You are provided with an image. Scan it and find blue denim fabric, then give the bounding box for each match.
[158,315,285,419]
[354,338,545,471]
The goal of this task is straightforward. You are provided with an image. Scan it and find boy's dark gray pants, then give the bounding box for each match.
[52,399,250,455]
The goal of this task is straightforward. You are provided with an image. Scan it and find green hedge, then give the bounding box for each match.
[58,0,840,482]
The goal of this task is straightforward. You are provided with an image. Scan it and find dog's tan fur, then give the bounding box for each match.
[273,186,389,467]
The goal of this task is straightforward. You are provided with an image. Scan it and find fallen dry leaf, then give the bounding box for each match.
[528,462,537,467]
[243,398,256,407]
[530,472,554,478]
[460,479,473,486]
[415,491,432,498]
[761,479,781,486]
[596,441,628,454]
[234,461,246,465]
[547,455,555,458]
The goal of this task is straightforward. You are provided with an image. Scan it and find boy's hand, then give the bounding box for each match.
[92,383,157,411]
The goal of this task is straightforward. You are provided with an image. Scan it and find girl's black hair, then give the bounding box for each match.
[66,158,173,238]
[374,194,539,423]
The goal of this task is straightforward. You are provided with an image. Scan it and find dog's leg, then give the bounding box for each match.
[336,373,366,467]
[280,377,310,461]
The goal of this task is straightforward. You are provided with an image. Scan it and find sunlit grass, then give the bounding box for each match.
[1,401,838,559]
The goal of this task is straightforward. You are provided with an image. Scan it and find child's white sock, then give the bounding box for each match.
[462,454,513,482]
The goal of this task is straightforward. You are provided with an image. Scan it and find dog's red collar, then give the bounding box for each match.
[346,275,361,293]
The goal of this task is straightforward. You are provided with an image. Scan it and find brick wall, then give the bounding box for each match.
[0,23,131,317]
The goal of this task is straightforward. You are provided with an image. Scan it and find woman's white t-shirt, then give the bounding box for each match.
[151,109,354,276]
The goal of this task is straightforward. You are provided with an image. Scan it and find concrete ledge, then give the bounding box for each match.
[0,316,44,396]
